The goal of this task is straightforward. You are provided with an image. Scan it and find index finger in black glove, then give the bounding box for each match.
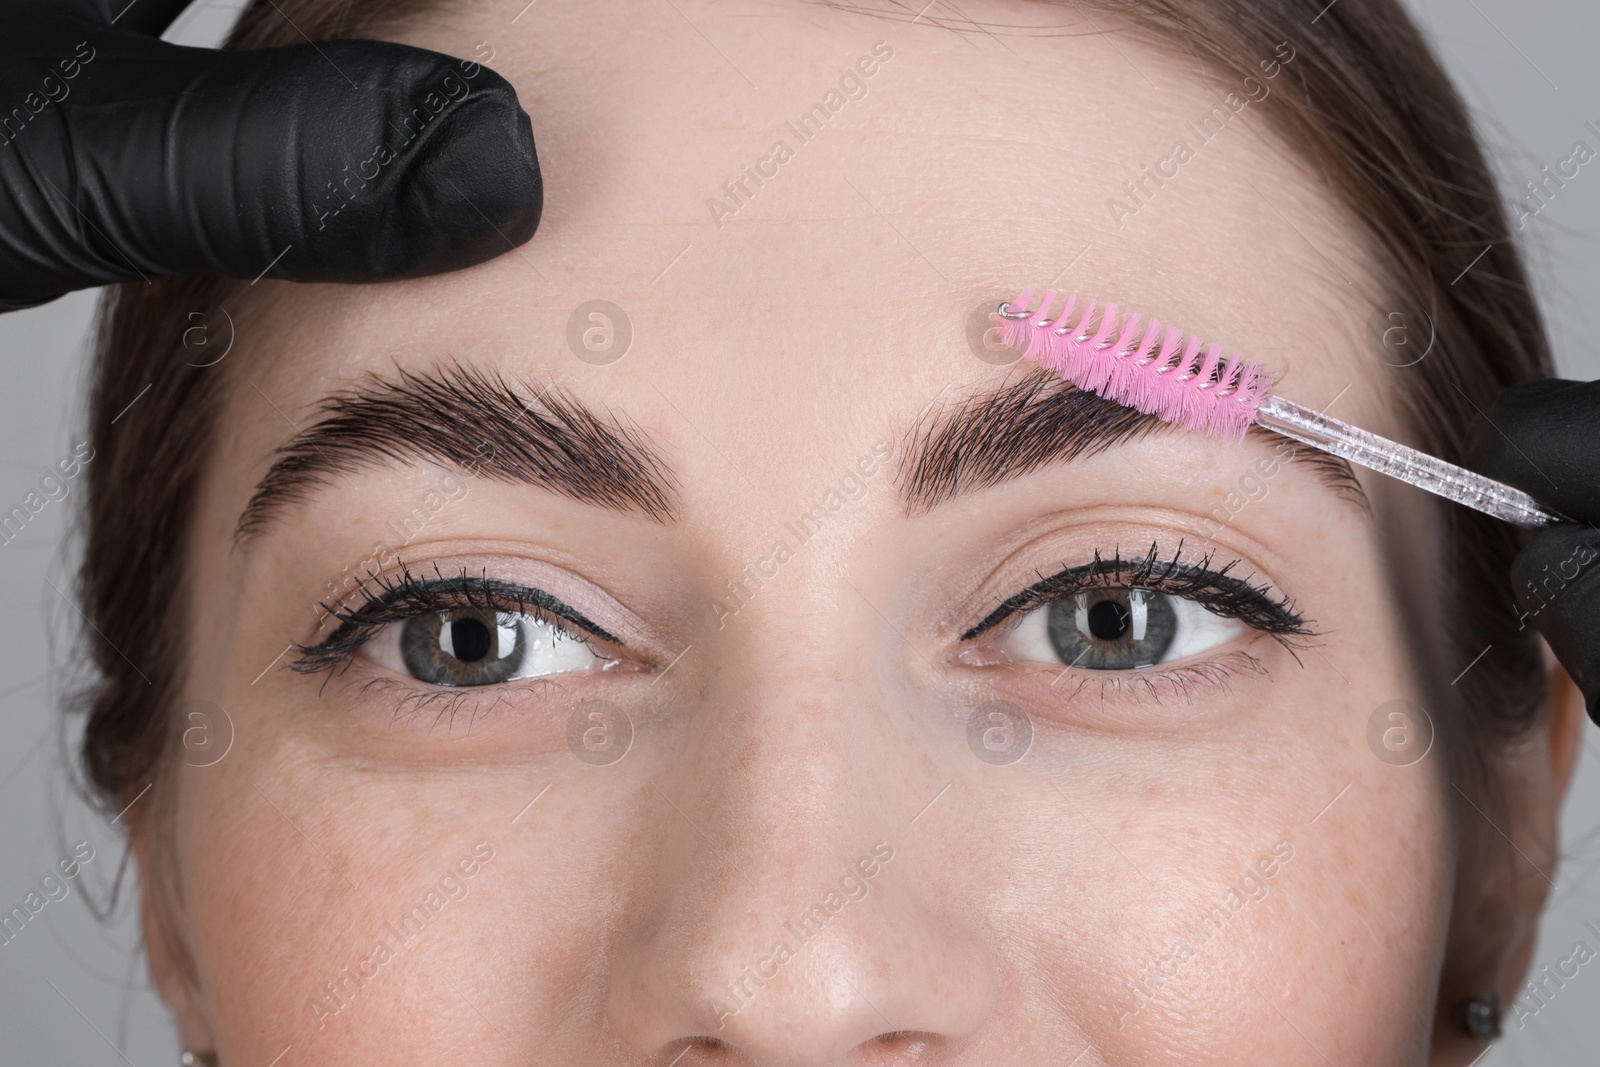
[1473,378,1600,723]
[0,0,542,312]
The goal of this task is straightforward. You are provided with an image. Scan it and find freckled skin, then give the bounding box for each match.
[141,2,1579,1065]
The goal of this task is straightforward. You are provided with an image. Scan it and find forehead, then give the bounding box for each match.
[234,0,1384,468]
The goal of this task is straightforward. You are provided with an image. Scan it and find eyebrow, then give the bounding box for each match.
[235,364,679,542]
[897,365,1370,516]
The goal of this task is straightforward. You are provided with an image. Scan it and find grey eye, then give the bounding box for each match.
[1046,589,1176,669]
[365,607,605,686]
[400,609,526,686]
[996,588,1246,669]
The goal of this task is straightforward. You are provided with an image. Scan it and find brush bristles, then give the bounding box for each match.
[993,287,1275,442]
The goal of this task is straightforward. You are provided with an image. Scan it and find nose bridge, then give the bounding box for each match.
[607,601,998,1062]
[658,629,909,959]
[705,532,913,845]
[706,576,926,915]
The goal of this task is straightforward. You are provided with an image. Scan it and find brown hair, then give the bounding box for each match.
[75,0,1548,922]
[1036,0,1555,745]
[75,0,440,816]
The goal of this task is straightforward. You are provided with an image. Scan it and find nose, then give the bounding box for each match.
[606,633,1000,1065]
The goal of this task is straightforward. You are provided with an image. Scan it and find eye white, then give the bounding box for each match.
[996,591,1248,667]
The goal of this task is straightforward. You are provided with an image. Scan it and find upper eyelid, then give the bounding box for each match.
[959,553,1302,643]
[293,575,623,675]
[327,576,624,646]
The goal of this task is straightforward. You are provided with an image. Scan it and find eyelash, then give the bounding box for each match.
[962,541,1309,641]
[959,541,1315,694]
[290,561,621,678]
[290,545,1309,708]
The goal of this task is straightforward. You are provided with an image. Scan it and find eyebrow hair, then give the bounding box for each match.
[235,364,679,542]
[897,365,1370,516]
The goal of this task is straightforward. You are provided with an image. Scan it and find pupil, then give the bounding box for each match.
[1086,598,1131,641]
[449,617,492,662]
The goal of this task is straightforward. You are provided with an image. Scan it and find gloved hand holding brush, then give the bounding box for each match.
[992,290,1600,725]
[1476,378,1600,725]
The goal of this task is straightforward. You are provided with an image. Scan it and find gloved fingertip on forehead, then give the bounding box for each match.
[264,63,543,283]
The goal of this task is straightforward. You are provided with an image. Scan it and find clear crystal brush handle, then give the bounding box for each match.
[1255,395,1564,528]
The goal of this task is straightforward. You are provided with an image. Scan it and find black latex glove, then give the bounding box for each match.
[1475,379,1600,725]
[0,0,541,312]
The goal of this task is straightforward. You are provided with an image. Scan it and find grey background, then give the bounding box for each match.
[1,0,1598,1061]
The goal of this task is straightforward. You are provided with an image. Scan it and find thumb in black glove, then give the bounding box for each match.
[0,0,542,312]
[1474,378,1600,725]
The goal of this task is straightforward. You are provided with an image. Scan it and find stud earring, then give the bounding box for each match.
[1455,994,1502,1039]
[180,1052,218,1066]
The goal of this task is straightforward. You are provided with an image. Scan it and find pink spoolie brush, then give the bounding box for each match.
[993,287,1562,528]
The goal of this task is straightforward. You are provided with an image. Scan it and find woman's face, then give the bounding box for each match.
[151,1,1564,1063]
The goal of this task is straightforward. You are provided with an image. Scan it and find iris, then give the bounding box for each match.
[400,608,528,686]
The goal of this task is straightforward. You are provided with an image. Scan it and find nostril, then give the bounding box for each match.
[863,1029,938,1061]
[649,1034,728,1064]
[656,1030,940,1062]
[650,1027,944,1064]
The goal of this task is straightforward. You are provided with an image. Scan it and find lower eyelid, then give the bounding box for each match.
[1079,652,1270,704]
[355,675,569,732]
[989,650,1273,717]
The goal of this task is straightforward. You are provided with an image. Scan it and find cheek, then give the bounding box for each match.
[960,639,1451,1060]
[1306,771,1454,1024]
[170,722,644,1064]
